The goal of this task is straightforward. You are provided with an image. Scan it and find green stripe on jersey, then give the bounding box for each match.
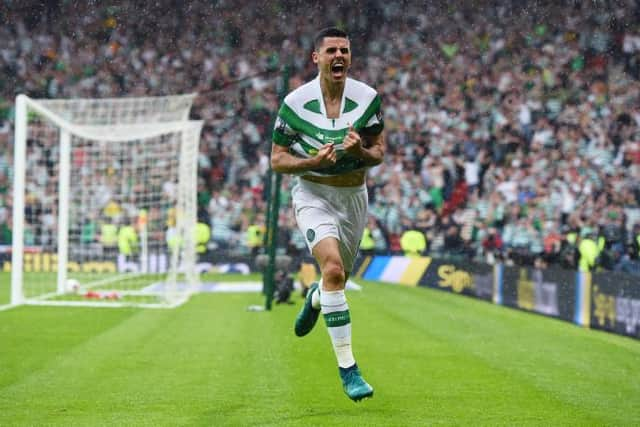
[279,103,344,141]
[279,94,381,144]
[316,155,364,175]
[324,310,351,327]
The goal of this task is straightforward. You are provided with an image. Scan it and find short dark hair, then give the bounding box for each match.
[313,27,349,51]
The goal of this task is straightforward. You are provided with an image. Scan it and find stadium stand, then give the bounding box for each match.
[1,0,639,273]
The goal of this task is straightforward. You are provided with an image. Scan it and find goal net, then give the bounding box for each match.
[10,94,202,308]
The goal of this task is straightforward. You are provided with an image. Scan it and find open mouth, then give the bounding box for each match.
[331,62,345,77]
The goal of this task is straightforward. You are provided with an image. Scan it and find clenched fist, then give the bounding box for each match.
[314,143,337,168]
[343,125,363,156]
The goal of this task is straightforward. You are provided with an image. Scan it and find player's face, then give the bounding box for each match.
[313,37,351,83]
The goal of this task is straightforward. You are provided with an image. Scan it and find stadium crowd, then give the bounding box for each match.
[1,0,640,274]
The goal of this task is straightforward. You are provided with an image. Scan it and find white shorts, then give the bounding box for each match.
[291,178,368,273]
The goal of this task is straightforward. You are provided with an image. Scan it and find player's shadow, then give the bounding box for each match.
[201,406,385,426]
[251,407,386,426]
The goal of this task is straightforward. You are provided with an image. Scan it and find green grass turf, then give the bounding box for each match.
[1,272,639,426]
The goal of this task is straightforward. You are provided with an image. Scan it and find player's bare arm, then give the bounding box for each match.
[271,143,337,174]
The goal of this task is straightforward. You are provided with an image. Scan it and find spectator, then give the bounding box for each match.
[1,0,639,272]
[481,226,503,264]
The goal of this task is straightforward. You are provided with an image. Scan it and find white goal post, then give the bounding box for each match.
[11,94,203,308]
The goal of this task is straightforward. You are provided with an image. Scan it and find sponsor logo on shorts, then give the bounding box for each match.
[306,228,316,242]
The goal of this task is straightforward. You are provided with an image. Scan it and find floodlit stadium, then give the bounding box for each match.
[1,0,640,425]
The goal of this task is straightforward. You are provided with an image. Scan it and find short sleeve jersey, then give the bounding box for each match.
[272,76,384,176]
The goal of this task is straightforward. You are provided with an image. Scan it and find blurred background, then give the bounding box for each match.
[0,0,639,275]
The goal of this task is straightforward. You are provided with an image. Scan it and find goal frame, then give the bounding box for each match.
[10,94,202,308]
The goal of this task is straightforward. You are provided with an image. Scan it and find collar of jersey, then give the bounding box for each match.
[314,74,348,120]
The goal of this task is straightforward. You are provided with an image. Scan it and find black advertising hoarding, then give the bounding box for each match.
[500,266,575,323]
[353,254,639,340]
[417,258,494,302]
[590,271,640,339]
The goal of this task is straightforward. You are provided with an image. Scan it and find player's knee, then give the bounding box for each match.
[322,260,345,289]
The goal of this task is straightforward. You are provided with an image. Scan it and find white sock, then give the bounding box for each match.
[321,289,356,368]
[311,279,321,309]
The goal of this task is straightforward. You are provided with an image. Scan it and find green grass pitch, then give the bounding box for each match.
[1,272,639,426]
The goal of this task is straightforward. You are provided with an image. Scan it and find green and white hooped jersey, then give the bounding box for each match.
[272,76,384,176]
